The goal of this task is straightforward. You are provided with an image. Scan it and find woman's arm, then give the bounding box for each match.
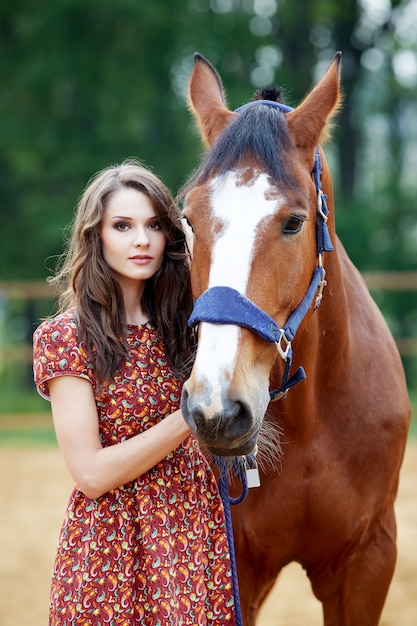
[48,375,192,500]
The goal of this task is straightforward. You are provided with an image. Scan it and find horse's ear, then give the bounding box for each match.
[287,52,342,159]
[188,53,235,146]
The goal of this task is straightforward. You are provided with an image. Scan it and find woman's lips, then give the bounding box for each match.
[129,255,153,264]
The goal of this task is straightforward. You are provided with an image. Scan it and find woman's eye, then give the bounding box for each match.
[149,220,161,230]
[282,216,305,235]
[114,222,130,231]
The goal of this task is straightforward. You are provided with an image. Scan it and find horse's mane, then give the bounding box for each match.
[181,87,298,196]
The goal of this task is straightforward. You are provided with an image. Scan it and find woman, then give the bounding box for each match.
[33,160,235,625]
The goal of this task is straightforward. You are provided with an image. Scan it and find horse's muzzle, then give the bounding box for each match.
[181,387,259,457]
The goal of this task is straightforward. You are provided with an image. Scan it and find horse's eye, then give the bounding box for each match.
[282,216,305,235]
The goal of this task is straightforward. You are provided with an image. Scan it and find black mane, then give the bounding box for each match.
[181,103,297,196]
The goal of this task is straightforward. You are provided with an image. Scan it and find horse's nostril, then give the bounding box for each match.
[181,387,193,429]
[221,400,254,441]
[191,405,210,430]
[181,387,212,434]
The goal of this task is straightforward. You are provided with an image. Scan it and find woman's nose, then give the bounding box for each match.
[134,227,150,246]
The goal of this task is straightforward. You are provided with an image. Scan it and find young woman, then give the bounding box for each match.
[33,160,235,625]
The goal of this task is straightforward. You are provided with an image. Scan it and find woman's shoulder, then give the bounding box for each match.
[33,308,95,400]
[34,308,78,338]
[37,308,77,330]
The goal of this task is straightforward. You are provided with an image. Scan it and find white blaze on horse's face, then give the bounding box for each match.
[191,169,284,420]
[208,170,282,290]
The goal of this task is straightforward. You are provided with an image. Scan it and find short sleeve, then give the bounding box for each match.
[33,311,94,400]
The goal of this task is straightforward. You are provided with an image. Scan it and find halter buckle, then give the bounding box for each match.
[317,189,328,222]
[276,329,291,361]
[315,267,327,310]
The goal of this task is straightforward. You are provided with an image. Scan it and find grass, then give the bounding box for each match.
[0,385,56,445]
[0,412,56,446]
[0,385,50,414]
[0,428,57,446]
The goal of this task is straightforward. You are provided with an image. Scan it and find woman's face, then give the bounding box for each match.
[100,187,167,289]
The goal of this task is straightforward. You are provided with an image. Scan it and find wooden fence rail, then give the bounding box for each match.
[0,271,417,300]
[1,274,415,298]
[1,275,417,360]
[361,272,417,291]
[0,281,55,299]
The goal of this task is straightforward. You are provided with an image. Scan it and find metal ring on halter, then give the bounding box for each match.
[275,329,291,361]
[317,189,328,222]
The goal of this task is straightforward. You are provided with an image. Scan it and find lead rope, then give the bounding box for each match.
[214,455,252,626]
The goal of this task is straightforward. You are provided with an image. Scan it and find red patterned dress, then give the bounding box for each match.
[33,309,235,625]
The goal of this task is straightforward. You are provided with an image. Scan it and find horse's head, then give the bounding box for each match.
[181,53,341,457]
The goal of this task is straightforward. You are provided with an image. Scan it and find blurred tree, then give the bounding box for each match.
[0,0,416,389]
[0,0,198,278]
[0,1,415,328]
[1,0,415,279]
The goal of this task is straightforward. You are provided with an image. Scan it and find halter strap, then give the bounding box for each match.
[235,99,294,114]
[189,267,325,349]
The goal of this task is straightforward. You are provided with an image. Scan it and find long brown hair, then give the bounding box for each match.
[50,159,194,384]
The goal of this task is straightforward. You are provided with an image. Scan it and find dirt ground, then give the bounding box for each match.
[1,438,416,625]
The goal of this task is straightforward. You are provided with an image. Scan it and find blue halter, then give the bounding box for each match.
[188,100,334,401]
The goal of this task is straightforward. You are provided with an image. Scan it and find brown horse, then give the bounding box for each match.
[180,53,411,625]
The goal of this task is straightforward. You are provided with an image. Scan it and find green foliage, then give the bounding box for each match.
[0,0,416,398]
[2,0,416,282]
[0,0,199,278]
[0,0,361,279]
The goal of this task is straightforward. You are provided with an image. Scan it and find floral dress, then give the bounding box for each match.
[33,310,235,625]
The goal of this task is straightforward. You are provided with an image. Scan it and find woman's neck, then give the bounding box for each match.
[120,281,148,326]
